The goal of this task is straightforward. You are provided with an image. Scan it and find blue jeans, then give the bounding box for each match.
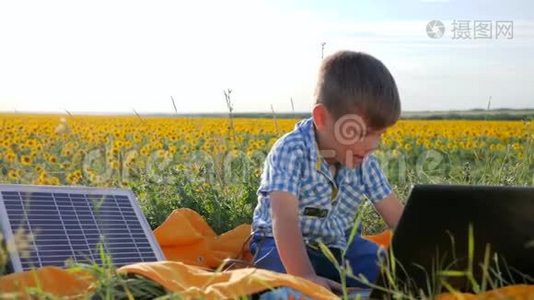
[249,232,385,288]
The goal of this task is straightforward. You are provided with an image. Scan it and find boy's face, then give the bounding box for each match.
[312,104,386,168]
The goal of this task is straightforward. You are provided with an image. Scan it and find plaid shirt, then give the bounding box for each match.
[251,118,392,249]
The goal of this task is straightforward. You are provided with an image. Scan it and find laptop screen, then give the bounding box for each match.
[373,184,534,297]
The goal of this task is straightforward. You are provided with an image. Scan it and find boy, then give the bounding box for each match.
[250,50,404,292]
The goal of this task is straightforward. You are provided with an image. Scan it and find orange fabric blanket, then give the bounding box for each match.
[0,262,338,300]
[120,261,337,299]
[153,208,254,269]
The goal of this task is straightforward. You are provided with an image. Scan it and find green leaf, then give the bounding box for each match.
[317,242,339,269]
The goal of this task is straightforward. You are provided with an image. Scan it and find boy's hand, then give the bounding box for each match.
[373,193,404,229]
[303,274,343,294]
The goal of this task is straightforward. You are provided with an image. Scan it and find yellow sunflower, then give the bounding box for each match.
[20,155,32,166]
[8,169,21,180]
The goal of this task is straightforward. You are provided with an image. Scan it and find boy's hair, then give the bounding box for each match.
[314,50,401,130]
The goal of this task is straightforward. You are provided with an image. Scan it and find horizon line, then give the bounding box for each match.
[1,107,534,116]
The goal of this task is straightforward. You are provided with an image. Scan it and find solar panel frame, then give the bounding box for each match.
[0,184,165,273]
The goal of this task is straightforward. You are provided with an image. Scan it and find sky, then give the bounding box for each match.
[0,0,533,114]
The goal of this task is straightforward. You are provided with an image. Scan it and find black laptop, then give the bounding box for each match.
[368,184,534,299]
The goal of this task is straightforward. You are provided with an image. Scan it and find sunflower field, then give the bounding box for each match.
[0,114,532,233]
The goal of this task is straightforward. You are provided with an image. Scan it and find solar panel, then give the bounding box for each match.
[0,184,165,272]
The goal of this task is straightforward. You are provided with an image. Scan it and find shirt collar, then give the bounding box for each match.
[296,117,359,183]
